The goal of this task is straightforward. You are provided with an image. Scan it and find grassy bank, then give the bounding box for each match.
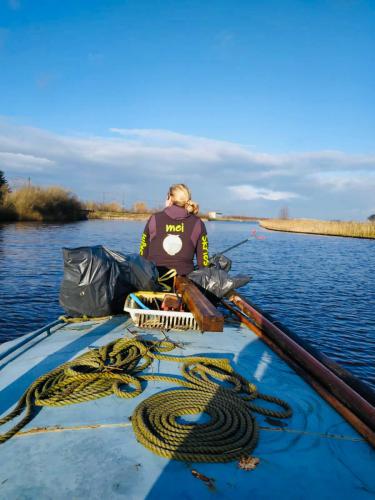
[87,211,261,222]
[0,186,86,222]
[259,219,375,239]
[88,210,265,222]
[88,210,150,220]
[208,215,264,222]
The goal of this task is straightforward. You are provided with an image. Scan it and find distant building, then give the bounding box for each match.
[208,211,223,220]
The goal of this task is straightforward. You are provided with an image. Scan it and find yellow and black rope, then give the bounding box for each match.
[0,338,292,461]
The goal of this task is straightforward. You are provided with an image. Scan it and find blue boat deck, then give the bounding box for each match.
[0,317,374,499]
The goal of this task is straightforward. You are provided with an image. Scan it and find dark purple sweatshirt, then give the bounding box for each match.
[139,205,209,275]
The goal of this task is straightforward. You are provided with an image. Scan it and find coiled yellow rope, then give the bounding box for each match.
[0,338,292,462]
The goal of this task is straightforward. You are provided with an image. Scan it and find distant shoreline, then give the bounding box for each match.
[260,219,375,239]
[88,211,150,220]
[88,211,266,223]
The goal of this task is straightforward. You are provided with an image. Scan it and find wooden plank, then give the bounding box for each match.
[175,276,224,332]
[223,298,375,448]
[231,293,375,406]
[226,293,375,447]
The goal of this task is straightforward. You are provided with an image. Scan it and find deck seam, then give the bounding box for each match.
[259,426,365,442]
[10,422,365,443]
[13,422,133,437]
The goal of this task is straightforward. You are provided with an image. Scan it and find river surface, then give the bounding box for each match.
[0,220,374,389]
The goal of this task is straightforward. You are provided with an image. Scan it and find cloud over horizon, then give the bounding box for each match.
[0,119,374,219]
[228,185,301,201]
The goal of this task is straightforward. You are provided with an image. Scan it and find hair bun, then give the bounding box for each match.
[168,184,199,215]
[185,199,199,215]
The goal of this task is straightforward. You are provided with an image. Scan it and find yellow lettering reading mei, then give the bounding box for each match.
[165,223,184,232]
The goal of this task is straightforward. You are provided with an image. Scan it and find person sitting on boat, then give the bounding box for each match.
[139,183,209,277]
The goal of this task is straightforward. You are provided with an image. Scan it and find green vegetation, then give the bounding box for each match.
[0,170,17,221]
[259,218,375,239]
[0,176,86,222]
[0,170,9,203]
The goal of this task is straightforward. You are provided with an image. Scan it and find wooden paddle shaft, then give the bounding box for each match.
[228,293,375,444]
[224,299,375,448]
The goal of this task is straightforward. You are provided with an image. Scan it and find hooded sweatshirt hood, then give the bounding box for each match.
[164,205,191,220]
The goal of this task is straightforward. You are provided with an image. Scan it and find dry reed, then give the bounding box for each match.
[5,186,85,222]
[259,219,375,239]
[85,199,154,219]
[85,201,124,213]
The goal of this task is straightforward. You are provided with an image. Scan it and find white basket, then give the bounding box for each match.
[124,292,199,331]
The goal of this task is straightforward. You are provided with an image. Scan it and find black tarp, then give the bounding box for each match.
[59,245,159,317]
[188,267,250,299]
[209,254,232,272]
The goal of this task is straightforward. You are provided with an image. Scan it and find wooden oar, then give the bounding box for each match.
[224,292,375,449]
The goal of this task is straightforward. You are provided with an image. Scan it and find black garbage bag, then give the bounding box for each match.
[209,254,232,272]
[59,246,159,317]
[188,267,250,299]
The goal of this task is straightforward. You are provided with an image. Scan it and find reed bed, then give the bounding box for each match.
[85,201,124,213]
[88,210,149,220]
[2,186,85,222]
[259,219,375,239]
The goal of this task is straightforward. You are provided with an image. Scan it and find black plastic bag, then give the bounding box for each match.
[188,268,250,299]
[59,246,159,317]
[209,254,232,272]
[122,253,161,292]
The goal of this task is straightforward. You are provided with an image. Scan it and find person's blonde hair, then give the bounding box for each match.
[168,184,199,215]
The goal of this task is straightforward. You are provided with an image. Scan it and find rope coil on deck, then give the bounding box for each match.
[0,338,292,461]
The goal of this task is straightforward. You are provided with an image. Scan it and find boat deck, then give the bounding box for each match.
[0,316,374,499]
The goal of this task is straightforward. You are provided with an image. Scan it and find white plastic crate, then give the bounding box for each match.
[124,292,199,331]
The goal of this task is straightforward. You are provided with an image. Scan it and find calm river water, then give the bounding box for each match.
[0,220,374,389]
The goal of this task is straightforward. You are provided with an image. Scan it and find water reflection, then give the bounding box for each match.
[0,225,4,256]
[0,220,374,389]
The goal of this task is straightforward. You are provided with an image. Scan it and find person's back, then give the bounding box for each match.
[139,184,209,275]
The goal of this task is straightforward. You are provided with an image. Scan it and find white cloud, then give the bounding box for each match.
[229,184,300,201]
[0,152,55,172]
[309,170,375,191]
[0,119,374,218]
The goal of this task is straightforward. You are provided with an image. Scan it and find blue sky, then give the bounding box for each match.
[0,0,374,219]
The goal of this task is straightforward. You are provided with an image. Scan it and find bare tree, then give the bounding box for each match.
[132,201,149,213]
[279,205,289,219]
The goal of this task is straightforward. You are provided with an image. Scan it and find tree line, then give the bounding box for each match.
[0,170,85,222]
[0,170,156,222]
